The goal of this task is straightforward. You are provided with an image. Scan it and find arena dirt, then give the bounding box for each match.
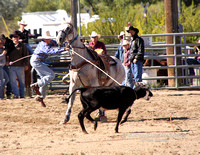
[0,90,200,154]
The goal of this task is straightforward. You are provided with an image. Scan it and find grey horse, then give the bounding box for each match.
[56,23,125,124]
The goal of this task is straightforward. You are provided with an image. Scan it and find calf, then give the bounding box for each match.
[65,84,153,133]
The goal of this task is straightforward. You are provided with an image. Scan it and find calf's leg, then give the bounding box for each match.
[121,108,131,124]
[78,109,88,134]
[115,108,126,133]
[85,109,98,131]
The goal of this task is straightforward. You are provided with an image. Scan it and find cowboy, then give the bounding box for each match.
[89,31,107,55]
[8,30,29,98]
[127,26,144,88]
[18,20,34,54]
[30,31,67,105]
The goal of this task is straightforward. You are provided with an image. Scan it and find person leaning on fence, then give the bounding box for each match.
[8,30,29,99]
[127,26,144,88]
[114,31,125,63]
[89,31,107,55]
[0,34,15,99]
[30,31,68,104]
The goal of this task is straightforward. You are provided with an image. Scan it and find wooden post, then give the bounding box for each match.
[71,0,77,30]
[165,0,179,87]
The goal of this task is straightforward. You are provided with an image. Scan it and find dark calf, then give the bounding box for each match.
[66,84,153,133]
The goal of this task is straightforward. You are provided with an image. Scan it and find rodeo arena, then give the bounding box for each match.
[1,9,200,155]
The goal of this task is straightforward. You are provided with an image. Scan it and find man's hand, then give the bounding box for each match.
[133,59,137,63]
[3,50,7,55]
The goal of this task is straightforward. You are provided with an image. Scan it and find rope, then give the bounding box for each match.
[9,55,32,65]
[71,49,122,86]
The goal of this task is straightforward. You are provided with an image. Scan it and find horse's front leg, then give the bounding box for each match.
[60,74,80,124]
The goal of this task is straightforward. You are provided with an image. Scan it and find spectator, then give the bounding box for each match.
[8,31,29,98]
[89,31,107,55]
[30,31,67,103]
[186,40,200,76]
[18,20,34,54]
[0,34,14,99]
[122,40,133,88]
[127,26,144,88]
[0,39,7,99]
[114,31,125,63]
[18,21,33,98]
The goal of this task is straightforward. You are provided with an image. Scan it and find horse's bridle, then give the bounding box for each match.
[59,23,85,49]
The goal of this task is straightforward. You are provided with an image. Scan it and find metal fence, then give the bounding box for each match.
[30,32,200,90]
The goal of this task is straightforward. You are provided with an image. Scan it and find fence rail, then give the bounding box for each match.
[30,32,200,90]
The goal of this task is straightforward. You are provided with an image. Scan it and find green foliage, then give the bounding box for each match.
[180,1,200,42]
[82,2,166,43]
[26,0,58,12]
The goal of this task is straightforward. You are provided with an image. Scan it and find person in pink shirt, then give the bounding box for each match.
[122,40,133,88]
[89,31,107,55]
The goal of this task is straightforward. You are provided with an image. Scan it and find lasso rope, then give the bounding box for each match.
[9,55,32,65]
[71,49,122,86]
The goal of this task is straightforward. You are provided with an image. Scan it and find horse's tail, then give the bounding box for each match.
[65,87,87,103]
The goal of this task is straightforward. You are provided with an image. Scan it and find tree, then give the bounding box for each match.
[0,0,27,20]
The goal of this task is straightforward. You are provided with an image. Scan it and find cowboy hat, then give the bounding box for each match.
[9,30,21,39]
[118,31,124,39]
[18,20,28,26]
[126,26,139,34]
[89,31,101,38]
[122,40,130,46]
[37,31,54,39]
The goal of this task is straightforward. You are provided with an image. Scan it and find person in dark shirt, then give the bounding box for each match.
[127,26,144,88]
[18,20,34,54]
[8,30,29,98]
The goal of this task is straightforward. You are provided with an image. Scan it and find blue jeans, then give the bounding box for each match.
[30,55,55,98]
[9,66,25,98]
[124,66,133,88]
[0,67,4,99]
[3,65,12,96]
[25,43,34,54]
[131,60,143,88]
[3,69,9,88]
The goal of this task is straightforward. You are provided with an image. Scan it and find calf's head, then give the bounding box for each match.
[134,83,153,100]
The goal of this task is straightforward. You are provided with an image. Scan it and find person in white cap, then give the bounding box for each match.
[114,31,125,63]
[89,31,107,55]
[30,31,67,106]
[122,40,133,88]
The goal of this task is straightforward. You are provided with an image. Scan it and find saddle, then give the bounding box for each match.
[70,47,117,86]
[86,47,117,86]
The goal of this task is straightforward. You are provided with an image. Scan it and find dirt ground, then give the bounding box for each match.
[0,89,200,155]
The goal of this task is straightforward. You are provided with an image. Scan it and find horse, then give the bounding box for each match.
[56,23,125,124]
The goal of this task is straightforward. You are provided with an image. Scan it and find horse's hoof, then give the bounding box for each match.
[59,120,68,125]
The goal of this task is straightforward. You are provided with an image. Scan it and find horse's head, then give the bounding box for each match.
[56,22,77,45]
